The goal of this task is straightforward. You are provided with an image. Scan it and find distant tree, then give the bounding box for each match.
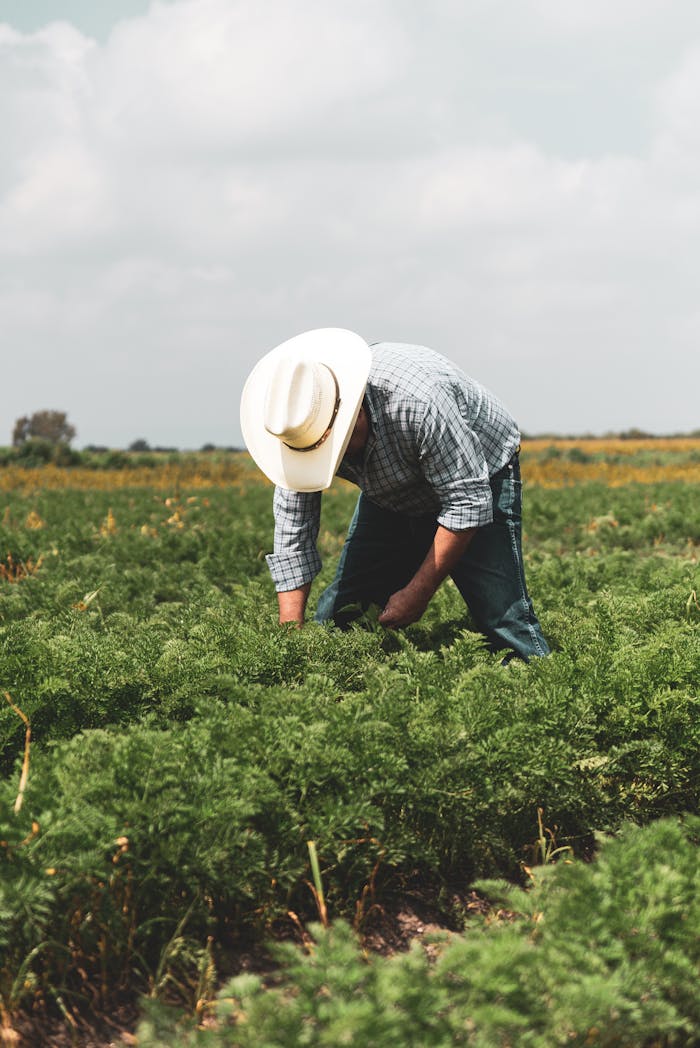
[13,411,76,447]
[15,438,54,464]
[619,428,655,440]
[128,439,151,452]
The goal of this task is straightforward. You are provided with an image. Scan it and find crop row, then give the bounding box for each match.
[138,816,700,1047]
[0,477,698,1039]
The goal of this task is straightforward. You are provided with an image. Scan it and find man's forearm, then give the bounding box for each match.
[408,524,475,601]
[277,583,312,625]
[379,525,476,628]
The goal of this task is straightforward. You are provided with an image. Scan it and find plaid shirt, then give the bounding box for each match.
[267,342,521,592]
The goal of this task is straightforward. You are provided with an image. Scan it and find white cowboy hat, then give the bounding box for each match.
[240,328,372,492]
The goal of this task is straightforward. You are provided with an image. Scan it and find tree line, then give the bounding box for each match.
[7,411,242,465]
[7,410,699,469]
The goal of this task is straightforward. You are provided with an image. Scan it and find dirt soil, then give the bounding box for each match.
[5,889,508,1048]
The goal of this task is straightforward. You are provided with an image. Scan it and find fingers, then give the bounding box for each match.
[380,586,430,628]
[379,593,410,629]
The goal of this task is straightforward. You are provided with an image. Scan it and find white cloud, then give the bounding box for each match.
[527,0,671,33]
[653,43,700,184]
[90,0,410,154]
[0,0,699,444]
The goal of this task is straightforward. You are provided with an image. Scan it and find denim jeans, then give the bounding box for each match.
[315,456,550,661]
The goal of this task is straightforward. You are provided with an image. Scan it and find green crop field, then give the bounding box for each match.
[1,451,699,1046]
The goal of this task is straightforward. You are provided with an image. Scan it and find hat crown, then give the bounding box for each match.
[239,327,371,492]
[264,356,338,450]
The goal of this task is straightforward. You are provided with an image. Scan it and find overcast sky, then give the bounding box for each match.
[2,0,699,448]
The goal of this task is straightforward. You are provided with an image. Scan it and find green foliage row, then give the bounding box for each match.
[1,437,699,470]
[1,484,698,770]
[137,816,700,1047]
[0,479,698,1032]
[0,445,243,468]
[532,443,700,466]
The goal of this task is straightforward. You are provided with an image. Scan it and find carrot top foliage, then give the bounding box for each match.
[0,455,698,1041]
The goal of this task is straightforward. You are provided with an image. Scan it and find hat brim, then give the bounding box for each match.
[240,328,372,492]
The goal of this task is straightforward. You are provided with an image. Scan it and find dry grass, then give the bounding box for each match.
[0,442,698,492]
[521,439,700,487]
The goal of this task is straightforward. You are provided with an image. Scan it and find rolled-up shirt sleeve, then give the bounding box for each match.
[417,393,494,530]
[266,486,323,591]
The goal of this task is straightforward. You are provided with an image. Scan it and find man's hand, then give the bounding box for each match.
[379,525,476,629]
[378,584,431,628]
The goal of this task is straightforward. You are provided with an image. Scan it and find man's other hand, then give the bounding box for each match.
[377,525,475,629]
[379,585,430,629]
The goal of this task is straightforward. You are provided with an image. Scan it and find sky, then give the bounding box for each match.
[1,0,700,449]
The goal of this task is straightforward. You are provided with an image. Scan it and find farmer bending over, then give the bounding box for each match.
[240,328,549,662]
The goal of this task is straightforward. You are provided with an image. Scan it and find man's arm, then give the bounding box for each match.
[267,488,322,624]
[378,525,476,628]
[278,583,312,626]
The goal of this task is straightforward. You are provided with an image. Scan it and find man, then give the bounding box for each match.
[240,328,549,661]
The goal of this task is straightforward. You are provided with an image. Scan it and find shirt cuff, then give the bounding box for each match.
[437,499,493,531]
[266,549,322,592]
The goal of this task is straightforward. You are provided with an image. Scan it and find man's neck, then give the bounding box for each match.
[345,403,370,461]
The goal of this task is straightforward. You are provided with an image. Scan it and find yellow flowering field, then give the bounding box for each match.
[0,454,249,493]
[0,440,699,492]
[521,438,700,487]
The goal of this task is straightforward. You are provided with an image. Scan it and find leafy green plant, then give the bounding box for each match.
[0,474,697,1036]
[135,817,700,1048]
